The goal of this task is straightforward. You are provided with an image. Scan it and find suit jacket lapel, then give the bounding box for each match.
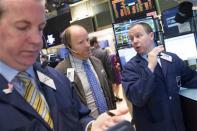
[160,58,169,79]
[33,64,59,130]
[63,57,86,104]
[135,54,148,68]
[134,54,165,79]
[39,83,58,131]
[0,74,47,127]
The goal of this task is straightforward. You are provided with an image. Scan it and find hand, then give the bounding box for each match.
[91,108,129,131]
[147,45,164,72]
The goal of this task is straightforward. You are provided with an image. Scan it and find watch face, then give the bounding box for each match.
[87,122,93,131]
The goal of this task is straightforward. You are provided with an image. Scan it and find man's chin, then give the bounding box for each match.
[21,58,37,67]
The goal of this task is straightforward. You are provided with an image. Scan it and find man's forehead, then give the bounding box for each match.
[130,25,146,33]
[2,0,45,7]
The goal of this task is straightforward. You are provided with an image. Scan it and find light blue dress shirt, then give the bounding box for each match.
[0,61,35,95]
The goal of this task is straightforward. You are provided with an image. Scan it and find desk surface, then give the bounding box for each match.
[179,87,197,101]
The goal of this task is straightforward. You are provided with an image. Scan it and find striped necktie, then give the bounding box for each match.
[83,60,108,113]
[17,72,54,129]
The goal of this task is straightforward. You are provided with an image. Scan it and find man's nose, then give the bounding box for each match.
[132,37,138,45]
[29,30,43,45]
[86,41,90,47]
[133,37,138,42]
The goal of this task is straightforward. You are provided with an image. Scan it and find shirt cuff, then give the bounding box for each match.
[85,120,95,131]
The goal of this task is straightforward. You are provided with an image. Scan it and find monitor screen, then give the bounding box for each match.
[161,6,192,39]
[118,47,137,69]
[43,12,71,48]
[99,40,109,49]
[113,20,132,48]
[164,33,197,60]
[59,48,69,59]
[110,0,156,22]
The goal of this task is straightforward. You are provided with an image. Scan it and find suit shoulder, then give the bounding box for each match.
[55,60,67,72]
[90,56,101,62]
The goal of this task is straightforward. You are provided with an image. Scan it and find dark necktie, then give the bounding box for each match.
[83,60,108,113]
[17,72,54,129]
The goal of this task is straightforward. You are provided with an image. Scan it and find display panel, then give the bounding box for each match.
[43,12,71,48]
[99,40,109,49]
[164,33,197,60]
[118,47,136,69]
[161,6,192,39]
[113,20,132,48]
[110,0,156,22]
[59,48,69,59]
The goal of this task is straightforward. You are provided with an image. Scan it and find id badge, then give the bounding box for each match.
[67,68,75,82]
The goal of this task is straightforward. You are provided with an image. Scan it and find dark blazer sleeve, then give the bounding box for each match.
[45,66,94,130]
[121,58,156,107]
[172,53,197,88]
[102,51,116,84]
[0,64,93,131]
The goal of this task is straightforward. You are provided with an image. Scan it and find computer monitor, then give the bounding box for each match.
[118,47,137,69]
[59,48,69,59]
[99,40,109,49]
[43,12,71,48]
[161,6,192,39]
[164,33,197,60]
[113,20,132,48]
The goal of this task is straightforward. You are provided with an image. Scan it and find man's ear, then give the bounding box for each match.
[149,32,154,41]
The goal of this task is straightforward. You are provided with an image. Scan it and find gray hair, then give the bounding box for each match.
[0,0,46,19]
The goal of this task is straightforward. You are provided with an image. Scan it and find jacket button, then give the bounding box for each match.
[169,96,172,100]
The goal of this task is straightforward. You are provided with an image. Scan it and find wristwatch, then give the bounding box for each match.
[87,122,93,131]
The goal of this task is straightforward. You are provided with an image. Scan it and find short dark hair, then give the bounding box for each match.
[129,22,153,34]
[90,37,98,46]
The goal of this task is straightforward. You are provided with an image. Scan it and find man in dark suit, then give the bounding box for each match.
[0,0,128,130]
[90,37,116,85]
[55,25,116,118]
[89,37,122,102]
[121,22,197,131]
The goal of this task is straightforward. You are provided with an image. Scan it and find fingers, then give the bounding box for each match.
[147,45,164,72]
[92,108,129,131]
[106,108,129,123]
[101,116,118,129]
[150,45,164,56]
[107,107,129,117]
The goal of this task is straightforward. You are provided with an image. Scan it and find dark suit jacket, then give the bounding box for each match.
[0,63,93,131]
[122,52,197,131]
[91,48,116,84]
[55,56,116,110]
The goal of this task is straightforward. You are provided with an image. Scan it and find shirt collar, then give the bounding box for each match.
[69,54,90,66]
[141,54,148,61]
[0,61,34,82]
